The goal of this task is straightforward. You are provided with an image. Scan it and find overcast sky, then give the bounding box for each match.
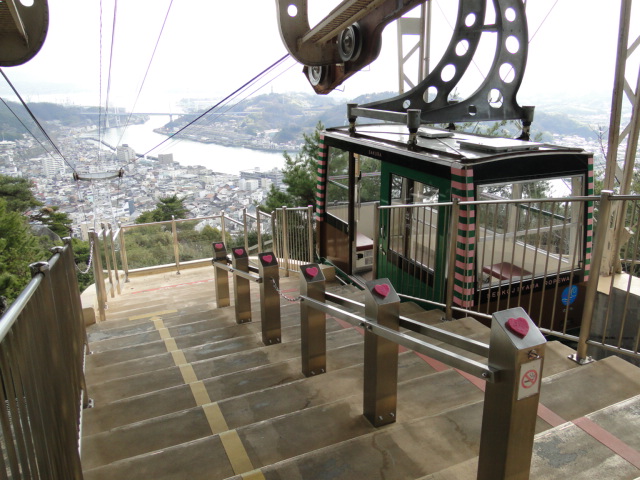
[1,0,636,113]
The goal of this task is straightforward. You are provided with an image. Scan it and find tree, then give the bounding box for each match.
[0,175,42,213]
[30,205,73,238]
[135,195,189,224]
[0,198,46,306]
[261,121,323,212]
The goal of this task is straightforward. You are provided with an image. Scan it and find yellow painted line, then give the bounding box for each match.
[179,364,199,385]
[129,309,177,321]
[202,402,229,434]
[164,337,178,352]
[242,470,266,480]
[151,312,258,476]
[220,430,255,474]
[152,317,164,328]
[170,349,188,366]
[189,380,212,406]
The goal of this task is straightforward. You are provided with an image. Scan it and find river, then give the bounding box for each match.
[100,115,285,175]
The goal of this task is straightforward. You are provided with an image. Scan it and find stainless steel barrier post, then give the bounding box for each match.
[300,264,326,376]
[363,279,400,427]
[212,242,230,308]
[258,252,281,345]
[232,246,252,324]
[90,230,107,322]
[477,307,546,480]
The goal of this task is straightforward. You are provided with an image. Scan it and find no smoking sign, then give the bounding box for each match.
[517,358,542,400]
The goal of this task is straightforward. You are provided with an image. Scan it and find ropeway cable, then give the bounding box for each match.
[0,68,77,172]
[130,53,291,163]
[141,54,298,158]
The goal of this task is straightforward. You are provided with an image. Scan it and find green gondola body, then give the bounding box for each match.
[316,124,593,330]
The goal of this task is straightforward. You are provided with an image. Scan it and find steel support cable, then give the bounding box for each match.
[116,0,175,147]
[149,55,298,158]
[101,0,118,168]
[97,0,104,163]
[0,69,77,172]
[132,53,291,162]
[0,96,56,159]
[192,56,299,134]
[143,57,297,158]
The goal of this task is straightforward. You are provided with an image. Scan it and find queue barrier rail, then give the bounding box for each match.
[298,263,547,480]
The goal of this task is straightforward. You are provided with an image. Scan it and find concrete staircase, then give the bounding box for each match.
[81,267,640,479]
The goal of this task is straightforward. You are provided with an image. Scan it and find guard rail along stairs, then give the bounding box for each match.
[3,193,640,478]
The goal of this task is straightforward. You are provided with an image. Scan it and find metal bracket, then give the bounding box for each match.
[275,0,424,94]
[359,0,533,127]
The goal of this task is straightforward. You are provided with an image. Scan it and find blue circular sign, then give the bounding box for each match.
[561,285,578,306]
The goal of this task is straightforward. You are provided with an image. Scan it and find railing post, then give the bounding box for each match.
[108,223,121,295]
[445,198,460,321]
[307,205,314,263]
[171,215,181,275]
[118,222,130,283]
[300,263,326,376]
[258,252,281,345]
[271,212,278,261]
[220,210,227,245]
[571,190,614,364]
[243,208,249,252]
[282,206,290,277]
[477,307,546,480]
[363,279,400,427]
[90,230,107,322]
[101,223,115,298]
[212,242,230,308]
[232,246,252,324]
[257,210,263,254]
[373,201,380,279]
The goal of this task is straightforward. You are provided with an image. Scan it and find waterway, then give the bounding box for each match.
[100,115,285,175]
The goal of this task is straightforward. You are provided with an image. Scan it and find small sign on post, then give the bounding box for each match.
[258,252,281,345]
[299,263,326,377]
[232,247,251,324]
[477,307,546,480]
[212,242,229,308]
[363,279,400,428]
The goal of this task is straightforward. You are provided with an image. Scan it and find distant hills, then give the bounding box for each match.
[0,93,604,145]
[167,91,602,144]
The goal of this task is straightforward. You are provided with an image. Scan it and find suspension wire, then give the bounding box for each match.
[101,0,118,167]
[194,57,299,132]
[145,55,298,158]
[132,53,291,162]
[528,0,560,43]
[433,0,562,84]
[116,0,175,147]
[0,68,77,172]
[0,96,57,159]
[114,56,296,216]
[97,0,104,164]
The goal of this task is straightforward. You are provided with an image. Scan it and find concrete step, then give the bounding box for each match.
[87,320,347,405]
[83,330,366,435]
[540,356,640,422]
[419,371,640,480]
[81,362,482,476]
[85,324,362,385]
[88,303,305,355]
[85,307,321,371]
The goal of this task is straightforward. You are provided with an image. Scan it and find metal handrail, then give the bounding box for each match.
[324,291,490,357]
[301,294,495,380]
[0,240,87,478]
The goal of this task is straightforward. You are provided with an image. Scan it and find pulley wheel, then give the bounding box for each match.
[307,65,325,86]
[338,23,362,62]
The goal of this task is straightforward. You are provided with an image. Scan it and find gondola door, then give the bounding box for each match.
[377,164,451,305]
[321,148,381,276]
[322,148,355,273]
